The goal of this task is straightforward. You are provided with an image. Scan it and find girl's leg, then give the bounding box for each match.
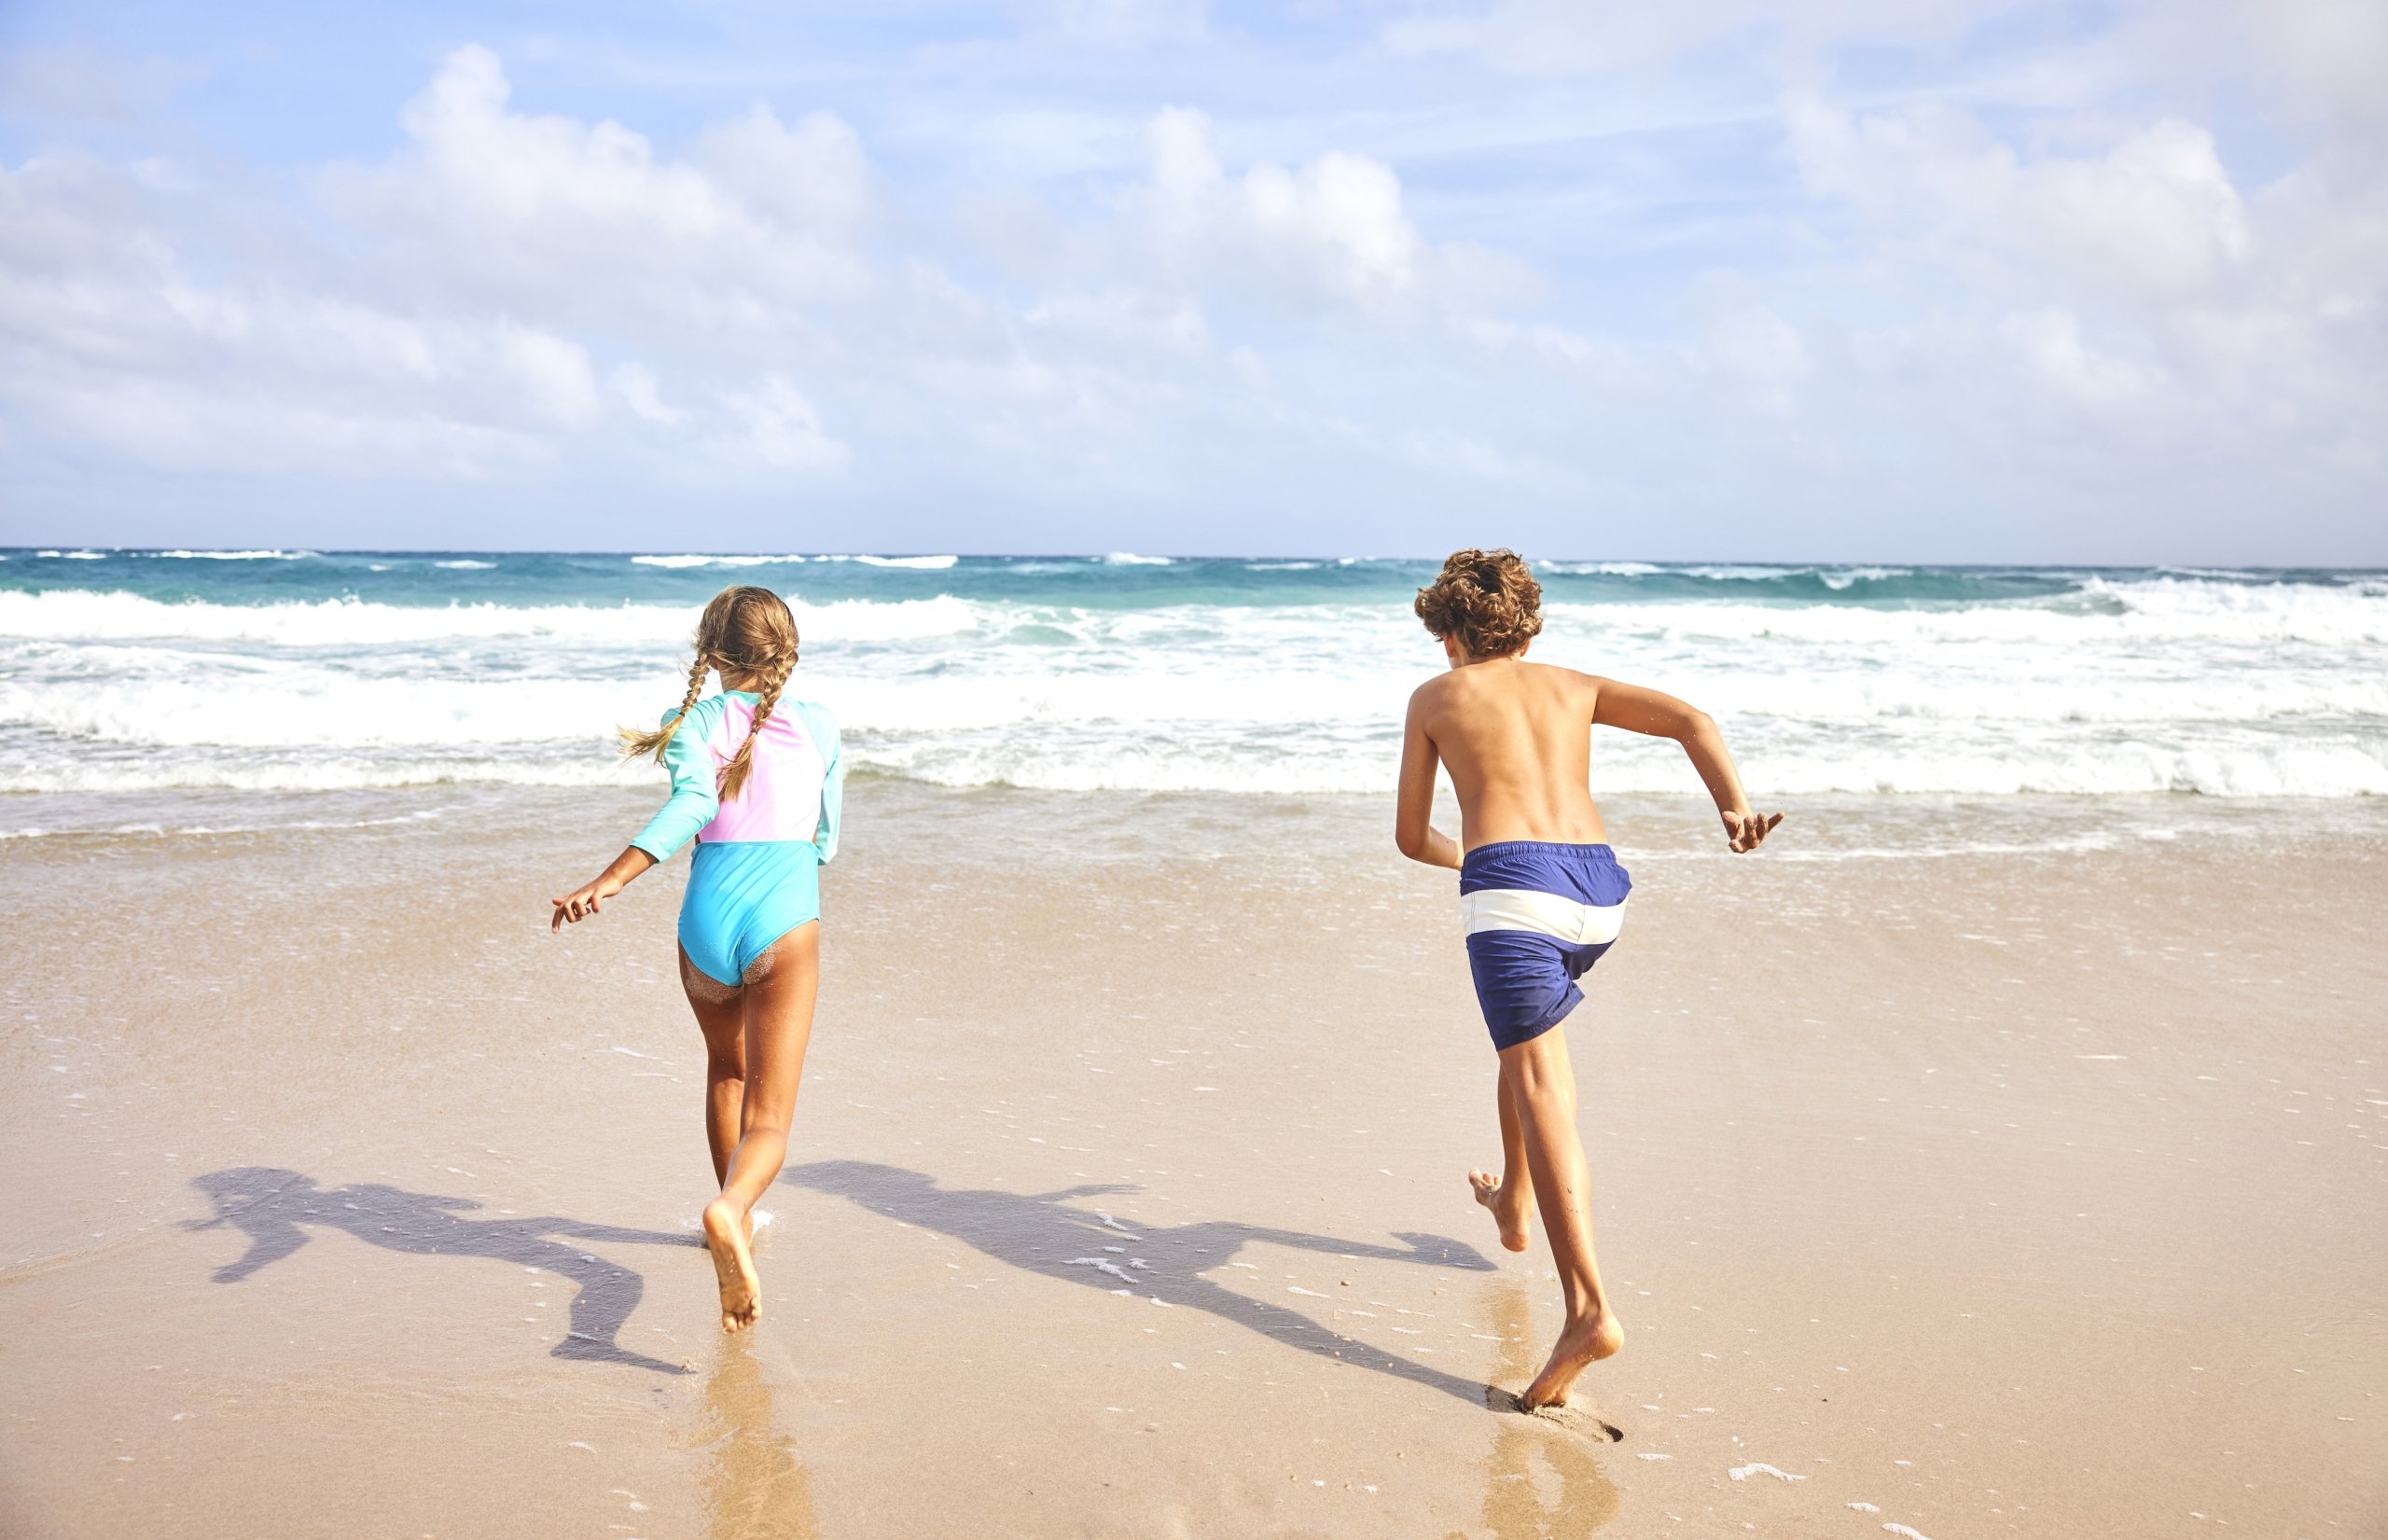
[678,946,747,1187]
[1469,1071,1536,1252]
[701,922,820,1334]
[1500,1024,1624,1408]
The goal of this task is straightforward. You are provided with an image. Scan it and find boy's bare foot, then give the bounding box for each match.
[1520,1309,1623,1409]
[1483,1384,1625,1441]
[1468,1168,1533,1253]
[702,1197,761,1334]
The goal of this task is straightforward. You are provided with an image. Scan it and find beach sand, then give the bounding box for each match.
[3,784,2383,1538]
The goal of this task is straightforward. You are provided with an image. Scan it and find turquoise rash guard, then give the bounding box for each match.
[629,690,844,986]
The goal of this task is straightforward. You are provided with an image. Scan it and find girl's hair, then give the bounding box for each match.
[1413,548,1543,659]
[620,586,800,802]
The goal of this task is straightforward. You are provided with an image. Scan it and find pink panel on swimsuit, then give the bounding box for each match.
[695,697,827,844]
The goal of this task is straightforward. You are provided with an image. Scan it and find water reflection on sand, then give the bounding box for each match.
[702,1336,820,1540]
[1479,1279,1620,1538]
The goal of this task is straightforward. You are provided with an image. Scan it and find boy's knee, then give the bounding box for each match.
[1503,1032,1570,1092]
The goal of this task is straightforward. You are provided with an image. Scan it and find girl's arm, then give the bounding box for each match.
[1395,688,1463,869]
[790,701,844,862]
[553,701,719,930]
[1590,677,1783,853]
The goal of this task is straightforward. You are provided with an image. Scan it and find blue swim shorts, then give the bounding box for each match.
[1460,840,1631,1051]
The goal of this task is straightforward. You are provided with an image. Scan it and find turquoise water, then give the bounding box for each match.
[3,548,2383,800]
[7,547,2366,609]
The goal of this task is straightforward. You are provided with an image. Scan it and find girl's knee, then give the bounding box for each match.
[737,1111,794,1144]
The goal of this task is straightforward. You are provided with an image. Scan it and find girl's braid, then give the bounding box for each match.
[715,644,796,802]
[619,650,715,763]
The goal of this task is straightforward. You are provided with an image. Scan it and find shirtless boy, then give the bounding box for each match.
[1395,548,1781,1411]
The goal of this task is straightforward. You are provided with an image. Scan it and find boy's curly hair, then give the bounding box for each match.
[1414,548,1543,659]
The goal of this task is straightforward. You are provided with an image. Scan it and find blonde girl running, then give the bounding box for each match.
[551,586,844,1334]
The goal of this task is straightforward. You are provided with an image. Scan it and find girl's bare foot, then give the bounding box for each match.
[702,1196,761,1334]
[1519,1308,1623,1409]
[1469,1168,1533,1253]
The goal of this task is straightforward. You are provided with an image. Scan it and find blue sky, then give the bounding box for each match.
[1,1,2381,560]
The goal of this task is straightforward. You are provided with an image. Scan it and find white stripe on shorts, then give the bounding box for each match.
[1460,887,1628,946]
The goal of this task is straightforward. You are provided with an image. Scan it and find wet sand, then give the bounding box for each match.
[3,784,2384,1539]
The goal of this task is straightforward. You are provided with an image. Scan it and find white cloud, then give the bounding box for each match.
[1776,88,2386,471]
[1788,101,2250,299]
[690,104,877,241]
[2003,308,2161,406]
[0,151,610,476]
[609,363,683,425]
[320,46,873,338]
[0,49,869,486]
[718,376,850,470]
[1024,291,1210,356]
[1133,107,1538,317]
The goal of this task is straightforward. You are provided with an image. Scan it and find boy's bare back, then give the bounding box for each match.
[1409,659,1608,852]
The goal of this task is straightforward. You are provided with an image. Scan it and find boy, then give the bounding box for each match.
[1395,548,1780,1410]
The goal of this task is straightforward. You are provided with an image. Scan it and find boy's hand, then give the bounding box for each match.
[1721,809,1782,853]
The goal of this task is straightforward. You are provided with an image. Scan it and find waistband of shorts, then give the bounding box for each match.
[1462,839,1618,863]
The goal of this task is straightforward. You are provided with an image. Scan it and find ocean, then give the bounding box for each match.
[3,548,2383,814]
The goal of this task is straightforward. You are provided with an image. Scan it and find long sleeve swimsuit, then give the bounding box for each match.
[629,690,843,986]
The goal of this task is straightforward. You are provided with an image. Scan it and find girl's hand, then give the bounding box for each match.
[1722,808,1783,853]
[550,875,620,930]
[551,846,660,931]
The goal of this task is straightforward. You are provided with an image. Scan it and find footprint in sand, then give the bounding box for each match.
[1482,1383,1624,1442]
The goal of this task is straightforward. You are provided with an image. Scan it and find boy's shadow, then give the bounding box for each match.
[186,1167,699,1376]
[784,1159,1506,1409]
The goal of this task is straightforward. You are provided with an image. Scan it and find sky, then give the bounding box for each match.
[0,1,2381,561]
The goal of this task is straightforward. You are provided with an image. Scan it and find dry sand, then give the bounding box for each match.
[3,784,2383,1539]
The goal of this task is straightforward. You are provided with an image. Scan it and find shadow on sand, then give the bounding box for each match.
[187,1166,700,1375]
[784,1158,1520,1411]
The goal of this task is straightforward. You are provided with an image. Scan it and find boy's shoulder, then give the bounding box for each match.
[1407,668,1464,717]
[1412,659,1600,700]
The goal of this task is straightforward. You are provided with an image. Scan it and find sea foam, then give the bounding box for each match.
[2,564,2381,798]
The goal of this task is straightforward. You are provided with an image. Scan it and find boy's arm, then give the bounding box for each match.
[1395,689,1463,870]
[1589,676,1783,853]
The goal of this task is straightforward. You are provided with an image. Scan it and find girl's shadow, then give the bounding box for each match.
[784,1159,1508,1409]
[186,1166,698,1375]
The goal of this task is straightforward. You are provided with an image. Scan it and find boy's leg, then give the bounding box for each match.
[1500,1024,1623,1408]
[1469,1074,1535,1252]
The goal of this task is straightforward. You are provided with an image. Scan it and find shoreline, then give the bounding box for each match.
[8,774,2388,844]
[3,782,2383,1537]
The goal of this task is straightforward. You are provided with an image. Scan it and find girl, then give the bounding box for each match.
[551,586,843,1335]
